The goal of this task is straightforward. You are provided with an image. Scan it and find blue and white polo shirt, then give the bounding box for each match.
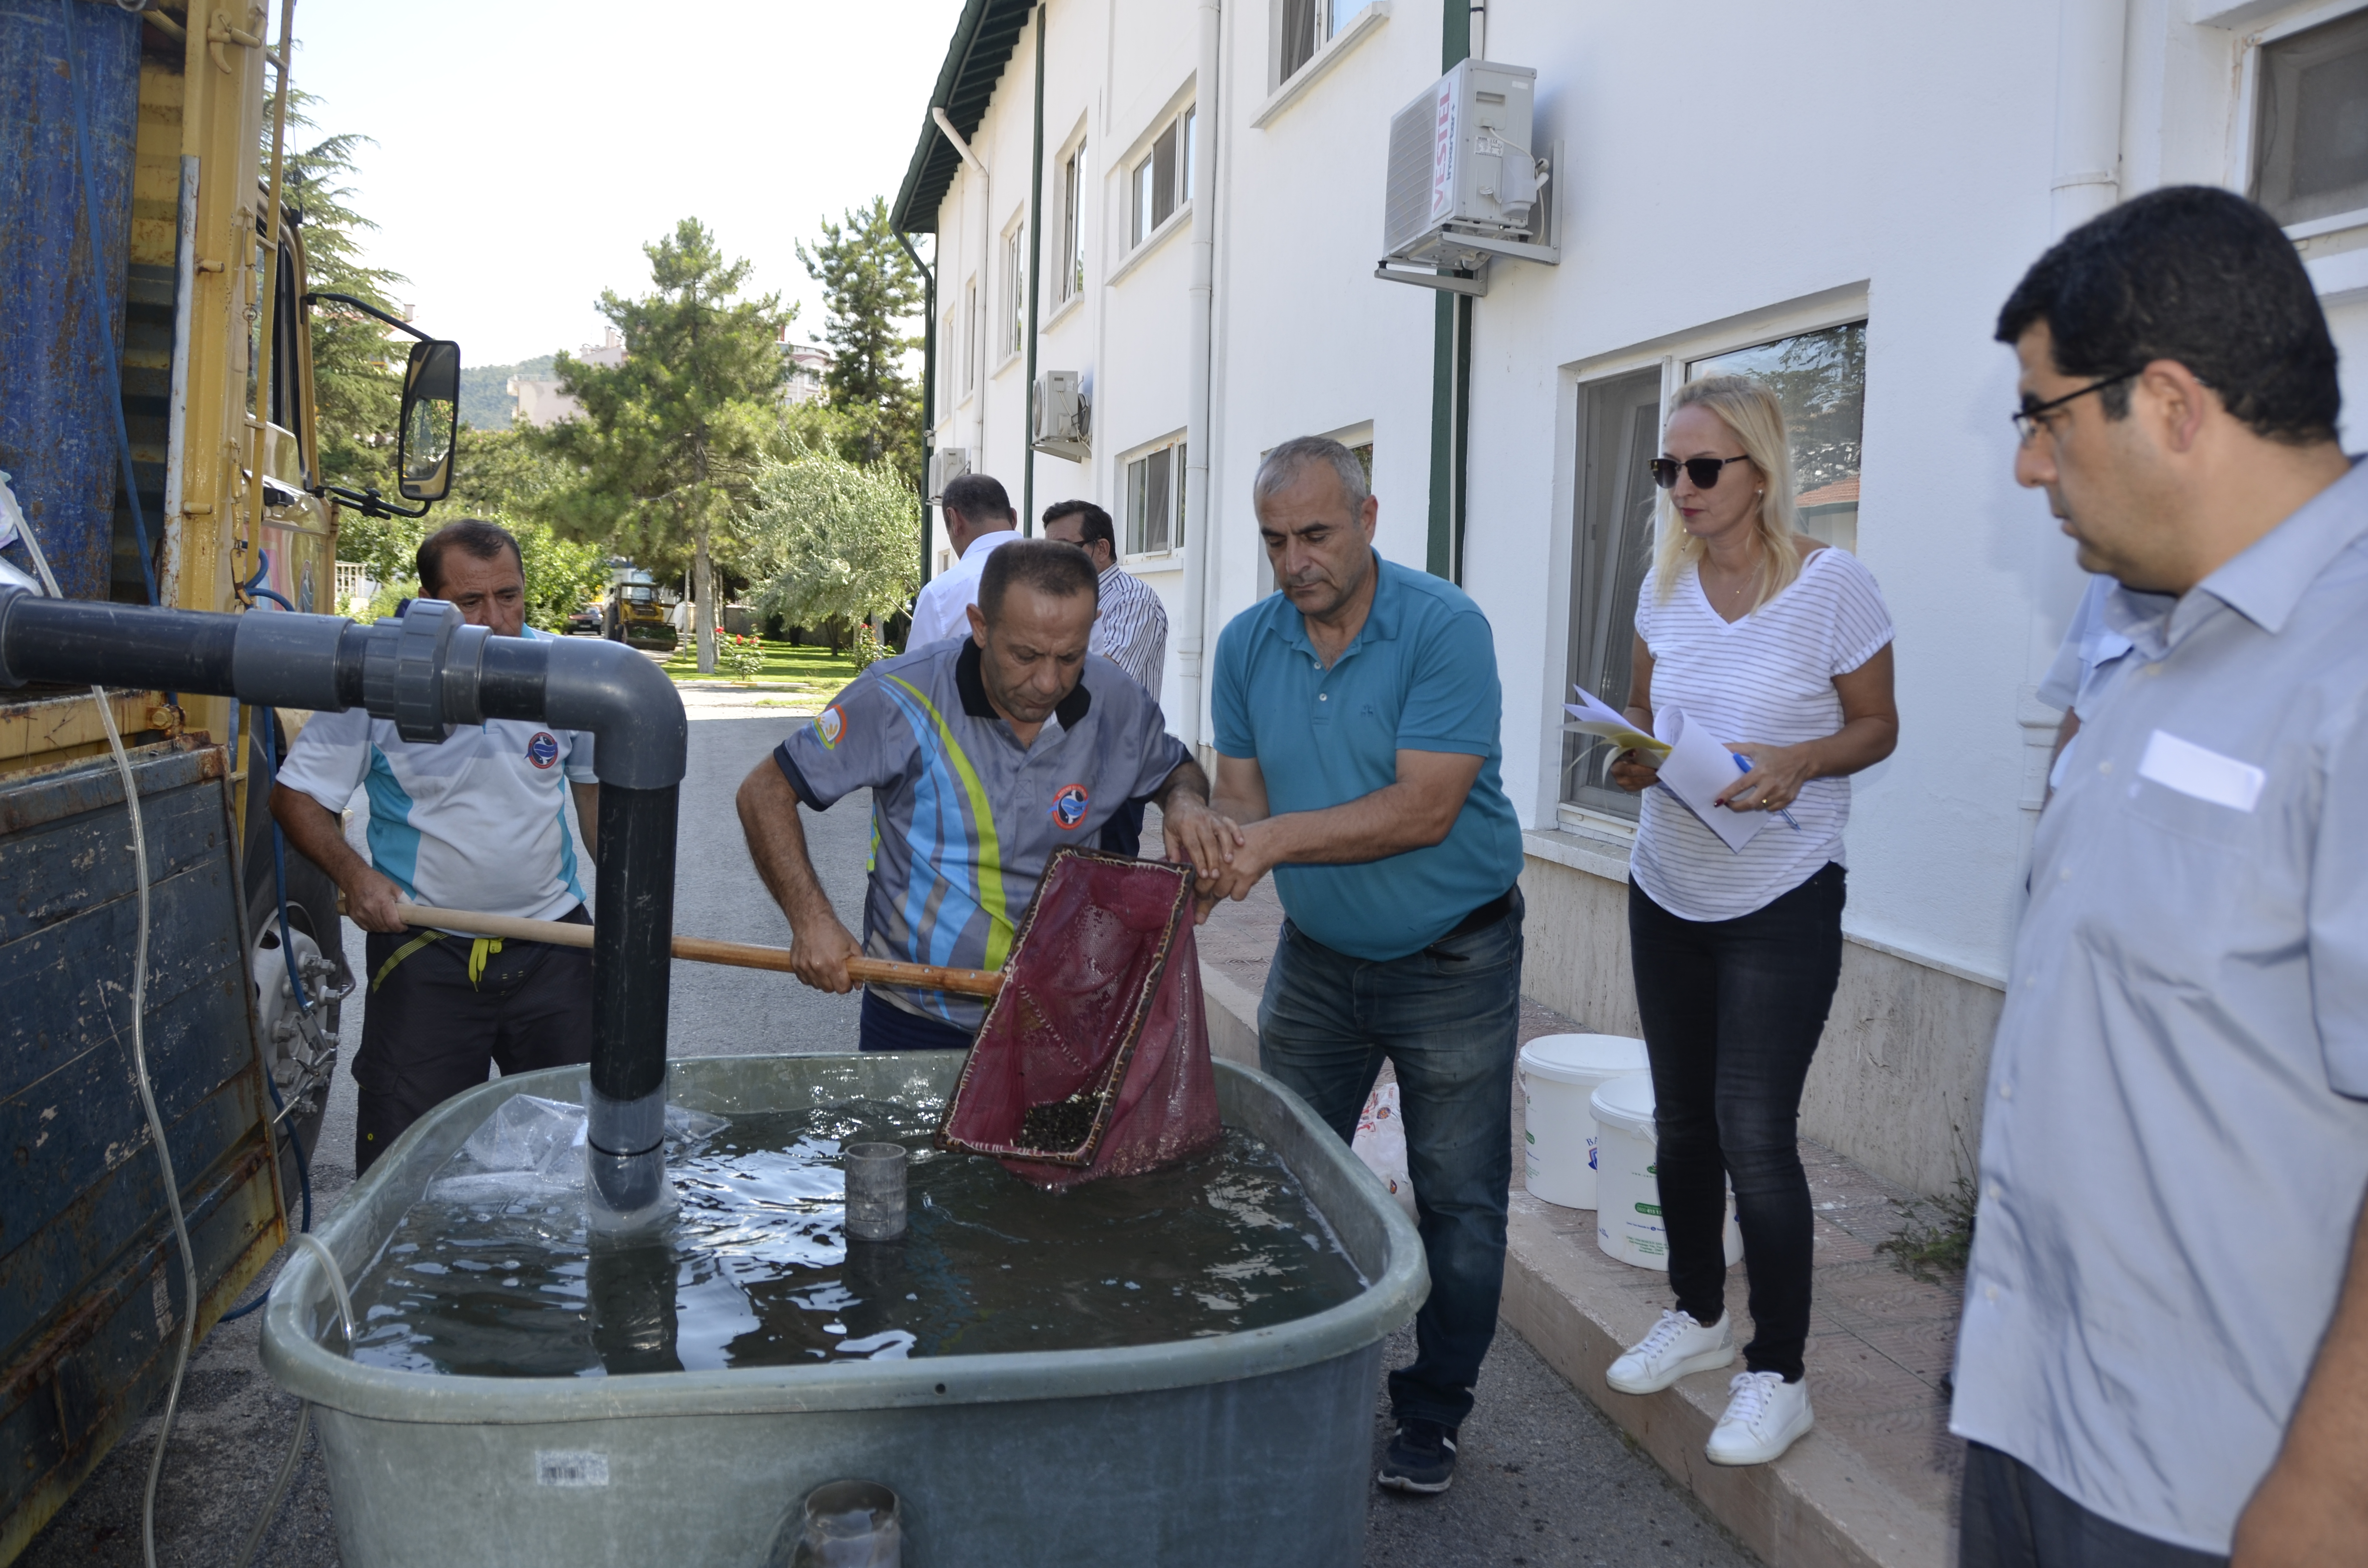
[276,628,596,925]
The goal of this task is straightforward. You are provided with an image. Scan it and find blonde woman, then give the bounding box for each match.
[1601,375,1898,1467]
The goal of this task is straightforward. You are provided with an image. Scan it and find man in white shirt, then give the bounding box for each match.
[906,473,1020,650]
[272,520,599,1174]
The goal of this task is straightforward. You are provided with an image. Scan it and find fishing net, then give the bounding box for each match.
[937,848,1221,1187]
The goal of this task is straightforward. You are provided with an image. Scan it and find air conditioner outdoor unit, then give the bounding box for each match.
[1031,371,1090,462]
[927,447,970,499]
[1376,60,1559,297]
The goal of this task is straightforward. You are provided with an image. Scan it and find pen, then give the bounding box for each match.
[1732,754,1801,830]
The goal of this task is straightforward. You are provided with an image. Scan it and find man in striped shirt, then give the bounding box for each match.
[1044,500,1170,858]
[1042,500,1167,695]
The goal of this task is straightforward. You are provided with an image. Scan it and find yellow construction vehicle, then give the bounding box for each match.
[0,4,460,1555]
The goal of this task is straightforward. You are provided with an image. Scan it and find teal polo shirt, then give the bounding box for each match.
[1212,554,1525,961]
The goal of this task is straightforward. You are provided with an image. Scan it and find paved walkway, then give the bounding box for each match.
[1190,864,1965,1568]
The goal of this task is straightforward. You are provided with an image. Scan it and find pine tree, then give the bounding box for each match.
[533,219,790,672]
[796,197,925,481]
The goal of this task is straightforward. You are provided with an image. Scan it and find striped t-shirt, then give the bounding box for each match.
[1630,547,1894,922]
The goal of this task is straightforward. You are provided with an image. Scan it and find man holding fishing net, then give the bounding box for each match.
[736,539,1238,1051]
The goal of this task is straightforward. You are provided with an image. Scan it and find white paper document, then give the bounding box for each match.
[1651,706,1767,854]
[1562,686,1671,760]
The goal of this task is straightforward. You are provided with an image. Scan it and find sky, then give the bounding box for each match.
[289,0,970,368]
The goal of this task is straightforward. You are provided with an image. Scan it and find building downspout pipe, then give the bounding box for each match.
[1022,4,1046,537]
[894,229,936,592]
[1178,0,1221,751]
[2051,0,2127,237]
[0,593,689,1220]
[934,107,992,468]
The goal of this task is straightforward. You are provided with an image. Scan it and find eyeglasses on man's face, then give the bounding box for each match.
[1649,454,1752,490]
[2011,370,2140,445]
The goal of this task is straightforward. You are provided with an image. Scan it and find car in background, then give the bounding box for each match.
[564,602,603,637]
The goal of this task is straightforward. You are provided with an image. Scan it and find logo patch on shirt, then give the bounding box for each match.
[815,705,846,750]
[1050,782,1091,830]
[525,732,560,770]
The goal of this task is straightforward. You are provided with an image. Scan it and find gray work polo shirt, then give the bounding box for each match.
[773,637,1188,1032]
[1950,460,2368,1554]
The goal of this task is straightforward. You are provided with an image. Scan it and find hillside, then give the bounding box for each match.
[457,353,556,431]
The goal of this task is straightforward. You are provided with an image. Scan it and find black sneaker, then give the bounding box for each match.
[1377,1418,1459,1494]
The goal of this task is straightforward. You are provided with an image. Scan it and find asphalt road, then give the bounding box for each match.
[23,689,1755,1568]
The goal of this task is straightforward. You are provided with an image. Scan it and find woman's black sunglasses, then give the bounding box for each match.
[1649,454,1752,490]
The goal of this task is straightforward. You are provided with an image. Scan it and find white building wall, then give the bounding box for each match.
[908,0,2368,1193]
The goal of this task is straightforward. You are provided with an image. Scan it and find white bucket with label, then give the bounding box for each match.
[1588,1072,1745,1271]
[1518,1033,1649,1209]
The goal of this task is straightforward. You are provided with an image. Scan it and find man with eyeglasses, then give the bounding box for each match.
[1951,185,2368,1568]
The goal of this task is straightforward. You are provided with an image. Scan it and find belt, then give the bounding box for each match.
[1439,885,1517,943]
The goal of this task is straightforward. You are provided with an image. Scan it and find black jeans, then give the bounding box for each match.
[1627,862,1845,1382]
[1961,1444,2229,1567]
[354,906,594,1175]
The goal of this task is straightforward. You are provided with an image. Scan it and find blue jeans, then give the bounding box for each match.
[1627,863,1846,1382]
[1257,891,1524,1429]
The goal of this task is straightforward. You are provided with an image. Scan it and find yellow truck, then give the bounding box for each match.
[0,4,459,1555]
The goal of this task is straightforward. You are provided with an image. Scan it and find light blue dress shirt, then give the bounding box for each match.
[1951,460,2368,1553]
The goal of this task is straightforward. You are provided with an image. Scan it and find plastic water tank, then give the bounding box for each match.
[1587,1072,1744,1272]
[1517,1033,1648,1209]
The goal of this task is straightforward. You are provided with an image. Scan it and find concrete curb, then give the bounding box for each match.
[1199,971,1953,1568]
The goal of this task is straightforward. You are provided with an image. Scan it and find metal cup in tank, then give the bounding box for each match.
[766,1477,903,1568]
[843,1142,908,1242]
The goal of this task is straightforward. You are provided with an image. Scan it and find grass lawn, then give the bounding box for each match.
[659,636,868,694]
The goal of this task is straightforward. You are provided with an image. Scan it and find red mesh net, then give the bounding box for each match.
[937,848,1221,1187]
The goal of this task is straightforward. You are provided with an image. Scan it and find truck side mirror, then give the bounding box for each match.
[396,339,462,502]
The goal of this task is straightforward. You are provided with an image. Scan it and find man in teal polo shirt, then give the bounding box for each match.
[1207,436,1526,1496]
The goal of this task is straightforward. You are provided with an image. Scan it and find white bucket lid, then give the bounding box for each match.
[1589,1071,1657,1137]
[1519,1033,1649,1087]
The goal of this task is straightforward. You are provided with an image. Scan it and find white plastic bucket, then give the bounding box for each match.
[1517,1033,1648,1209]
[1588,1072,1745,1272]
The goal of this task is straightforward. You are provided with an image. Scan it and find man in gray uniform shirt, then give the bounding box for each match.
[1955,186,2368,1567]
[736,539,1234,1051]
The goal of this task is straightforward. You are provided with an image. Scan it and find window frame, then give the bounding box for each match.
[1543,290,1872,840]
[1129,106,1196,251]
[1122,432,1190,559]
[1001,219,1027,365]
[2237,0,2368,238]
[1058,137,1088,306]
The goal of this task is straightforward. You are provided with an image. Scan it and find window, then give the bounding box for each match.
[1557,321,1867,825]
[1003,224,1026,358]
[963,278,978,390]
[1059,142,1088,301]
[1131,107,1196,247]
[1279,0,1371,82]
[1560,370,1664,822]
[939,305,956,414]
[1126,439,1187,554]
[2253,8,2368,227]
[1689,321,1866,552]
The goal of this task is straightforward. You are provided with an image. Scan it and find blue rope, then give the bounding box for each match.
[58,0,158,606]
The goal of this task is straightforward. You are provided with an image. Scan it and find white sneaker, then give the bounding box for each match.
[1705,1371,1813,1466]
[1605,1309,1736,1395]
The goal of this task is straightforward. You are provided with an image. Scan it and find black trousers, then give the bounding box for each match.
[1961,1444,2229,1568]
[1627,862,1846,1382]
[353,906,594,1175]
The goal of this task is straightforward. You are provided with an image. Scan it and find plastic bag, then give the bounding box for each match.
[938,849,1221,1187]
[1352,1082,1418,1219]
[429,1093,727,1205]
